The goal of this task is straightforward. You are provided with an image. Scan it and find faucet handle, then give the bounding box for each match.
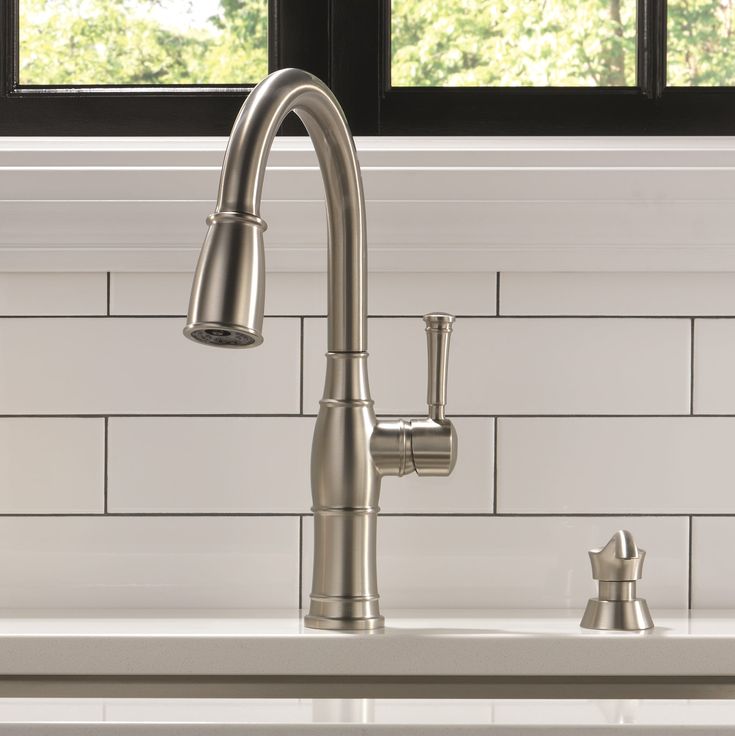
[423,313,455,421]
[372,313,457,478]
[407,313,457,477]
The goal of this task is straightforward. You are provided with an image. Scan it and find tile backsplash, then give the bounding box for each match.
[0,270,733,610]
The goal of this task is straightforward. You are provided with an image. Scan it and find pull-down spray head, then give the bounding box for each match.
[184,211,266,348]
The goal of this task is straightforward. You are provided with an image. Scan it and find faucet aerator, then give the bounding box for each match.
[185,325,260,348]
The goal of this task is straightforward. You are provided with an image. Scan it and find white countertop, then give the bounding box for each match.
[1,608,735,677]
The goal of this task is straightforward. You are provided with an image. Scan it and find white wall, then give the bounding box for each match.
[4,136,735,271]
[2,136,735,611]
[1,269,734,610]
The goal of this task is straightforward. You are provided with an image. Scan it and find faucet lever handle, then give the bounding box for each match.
[423,313,455,421]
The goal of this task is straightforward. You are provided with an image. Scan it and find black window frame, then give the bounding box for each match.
[3,0,735,135]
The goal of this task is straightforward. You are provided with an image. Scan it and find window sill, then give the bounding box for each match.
[1,136,735,272]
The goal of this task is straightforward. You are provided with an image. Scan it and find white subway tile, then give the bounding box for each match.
[0,273,106,315]
[501,272,735,316]
[691,517,735,608]
[498,417,735,514]
[303,317,690,415]
[108,417,313,513]
[109,417,492,514]
[0,516,298,608]
[110,272,192,316]
[0,317,299,414]
[111,272,495,316]
[301,516,688,609]
[110,272,323,316]
[0,419,103,513]
[694,319,735,414]
[367,272,495,316]
[380,418,494,513]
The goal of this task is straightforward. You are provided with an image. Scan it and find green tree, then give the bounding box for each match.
[190,0,268,83]
[18,0,735,89]
[668,0,735,85]
[391,0,637,87]
[19,0,267,85]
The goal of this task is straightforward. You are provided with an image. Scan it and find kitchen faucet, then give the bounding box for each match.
[184,68,457,631]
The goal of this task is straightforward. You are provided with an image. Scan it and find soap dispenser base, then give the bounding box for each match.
[580,598,653,631]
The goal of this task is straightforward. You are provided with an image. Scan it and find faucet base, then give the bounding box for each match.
[304,613,385,631]
[305,588,384,631]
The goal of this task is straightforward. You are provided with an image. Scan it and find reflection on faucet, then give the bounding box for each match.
[184,68,458,631]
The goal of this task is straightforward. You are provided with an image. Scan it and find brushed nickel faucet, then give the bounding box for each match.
[184,68,457,631]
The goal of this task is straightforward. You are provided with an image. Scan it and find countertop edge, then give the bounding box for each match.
[0,609,731,677]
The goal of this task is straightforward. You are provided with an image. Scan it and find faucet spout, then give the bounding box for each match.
[217,67,366,353]
[184,69,457,631]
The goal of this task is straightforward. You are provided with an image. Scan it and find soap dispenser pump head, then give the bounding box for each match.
[589,529,645,582]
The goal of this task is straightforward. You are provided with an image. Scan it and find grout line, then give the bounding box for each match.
[105,273,111,316]
[381,512,700,518]
[0,414,313,419]
[298,515,303,611]
[492,417,499,513]
[495,272,501,316]
[38,512,311,518]
[690,318,696,416]
[299,317,304,416]
[0,512,712,518]
[103,417,109,514]
[4,413,735,419]
[362,413,735,419]
[688,516,694,609]
[0,314,711,320]
[0,314,310,320]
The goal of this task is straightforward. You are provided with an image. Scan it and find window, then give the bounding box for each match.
[330,1,735,134]
[0,0,327,134]
[390,0,638,87]
[3,0,735,135]
[18,0,268,85]
[667,0,735,86]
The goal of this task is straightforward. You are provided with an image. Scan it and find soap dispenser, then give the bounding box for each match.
[580,529,654,631]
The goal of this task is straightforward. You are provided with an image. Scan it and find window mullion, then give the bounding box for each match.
[1,0,18,96]
[329,0,382,135]
[639,0,667,98]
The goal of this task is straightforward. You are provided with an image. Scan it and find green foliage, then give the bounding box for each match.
[668,0,735,85]
[18,0,735,88]
[393,0,735,87]
[19,0,267,85]
[391,0,636,86]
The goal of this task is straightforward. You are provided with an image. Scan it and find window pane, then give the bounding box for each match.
[19,0,268,85]
[391,0,637,87]
[668,0,735,86]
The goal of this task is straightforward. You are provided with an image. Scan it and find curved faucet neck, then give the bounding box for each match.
[216,68,367,353]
